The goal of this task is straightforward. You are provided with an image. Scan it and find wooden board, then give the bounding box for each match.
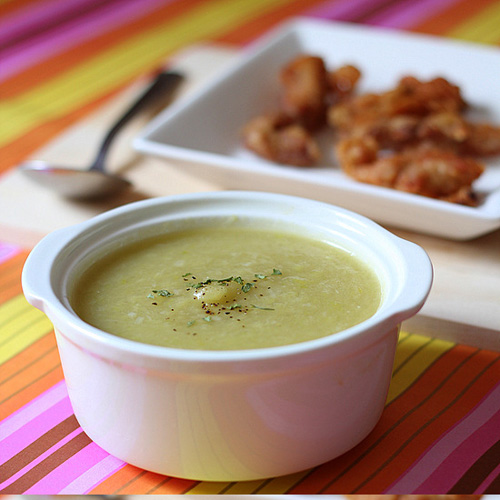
[1,44,499,350]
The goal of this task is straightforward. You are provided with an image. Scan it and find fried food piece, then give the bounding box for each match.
[279,55,329,130]
[415,112,500,156]
[336,137,484,205]
[335,110,500,158]
[328,76,467,132]
[397,75,466,114]
[329,76,493,205]
[394,147,484,204]
[460,122,500,156]
[416,111,469,143]
[328,64,362,102]
[242,55,361,166]
[242,113,320,166]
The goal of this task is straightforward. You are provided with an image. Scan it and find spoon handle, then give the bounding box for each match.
[90,71,184,172]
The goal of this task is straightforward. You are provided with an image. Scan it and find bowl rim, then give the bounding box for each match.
[22,190,433,364]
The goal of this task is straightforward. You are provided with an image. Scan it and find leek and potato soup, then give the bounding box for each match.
[71,226,381,350]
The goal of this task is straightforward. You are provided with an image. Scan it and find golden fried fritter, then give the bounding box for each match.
[280,54,329,131]
[242,54,361,164]
[328,64,362,102]
[242,113,320,166]
[328,76,466,132]
[336,137,484,205]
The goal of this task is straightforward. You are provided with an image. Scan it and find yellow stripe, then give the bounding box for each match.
[186,481,232,494]
[447,2,500,44]
[0,293,30,324]
[0,0,289,147]
[216,480,265,494]
[392,330,430,372]
[387,332,455,404]
[0,295,53,364]
[248,470,311,493]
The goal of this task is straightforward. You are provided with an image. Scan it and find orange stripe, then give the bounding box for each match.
[0,0,208,98]
[89,463,196,494]
[214,0,324,45]
[116,470,167,494]
[0,331,56,383]
[0,342,60,403]
[0,363,63,419]
[150,476,197,494]
[0,252,27,302]
[290,345,498,493]
[114,470,192,494]
[87,464,149,494]
[411,0,499,35]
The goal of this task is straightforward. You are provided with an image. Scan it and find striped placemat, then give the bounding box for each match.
[1,0,500,494]
[1,242,499,495]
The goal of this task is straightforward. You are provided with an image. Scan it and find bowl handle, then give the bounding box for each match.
[21,225,80,314]
[389,237,434,324]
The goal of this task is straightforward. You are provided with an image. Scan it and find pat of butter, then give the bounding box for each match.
[193,281,239,304]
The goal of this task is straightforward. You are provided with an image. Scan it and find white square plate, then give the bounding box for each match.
[134,18,500,240]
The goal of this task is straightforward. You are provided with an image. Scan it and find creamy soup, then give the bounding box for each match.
[70,226,381,350]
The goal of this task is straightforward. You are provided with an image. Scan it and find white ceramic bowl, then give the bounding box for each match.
[22,191,433,481]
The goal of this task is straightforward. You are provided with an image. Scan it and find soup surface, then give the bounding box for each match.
[71,226,381,350]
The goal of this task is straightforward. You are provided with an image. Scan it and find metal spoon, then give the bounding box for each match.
[19,71,184,200]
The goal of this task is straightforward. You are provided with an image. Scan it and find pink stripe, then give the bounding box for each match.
[415,407,500,492]
[23,441,111,494]
[60,454,126,494]
[0,0,176,83]
[0,380,67,438]
[0,396,74,462]
[0,0,102,44]
[0,427,82,491]
[307,0,389,21]
[366,0,462,28]
[0,243,21,264]
[386,381,500,492]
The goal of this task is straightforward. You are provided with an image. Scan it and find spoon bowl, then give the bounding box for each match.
[19,71,183,200]
[19,161,132,200]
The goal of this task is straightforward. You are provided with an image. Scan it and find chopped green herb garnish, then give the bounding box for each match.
[203,316,212,322]
[188,276,234,288]
[147,293,155,299]
[230,303,242,310]
[242,283,253,293]
[272,268,282,275]
[234,276,244,284]
[182,272,192,277]
[254,273,266,279]
[187,320,196,326]
[251,304,275,310]
[189,283,205,289]
[152,289,174,297]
